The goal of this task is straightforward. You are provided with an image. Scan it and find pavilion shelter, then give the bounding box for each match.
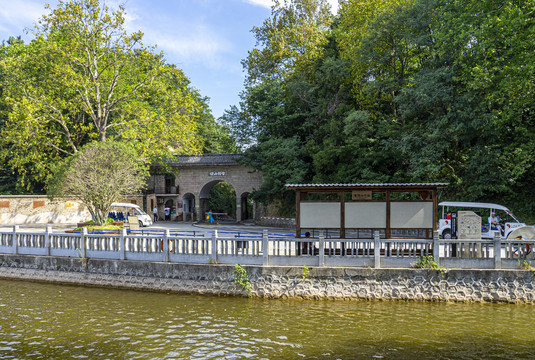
[286,183,448,239]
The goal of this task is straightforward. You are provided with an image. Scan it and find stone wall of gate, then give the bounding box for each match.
[171,157,262,221]
[175,165,262,198]
[1,254,534,303]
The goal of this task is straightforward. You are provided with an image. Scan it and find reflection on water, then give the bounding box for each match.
[0,279,533,359]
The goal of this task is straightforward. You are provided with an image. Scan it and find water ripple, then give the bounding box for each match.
[1,279,535,359]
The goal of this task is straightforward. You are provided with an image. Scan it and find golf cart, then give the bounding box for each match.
[437,201,527,239]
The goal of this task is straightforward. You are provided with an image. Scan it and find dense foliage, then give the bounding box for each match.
[0,0,234,193]
[225,0,535,221]
[208,182,237,218]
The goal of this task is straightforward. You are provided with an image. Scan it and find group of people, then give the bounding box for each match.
[152,207,172,222]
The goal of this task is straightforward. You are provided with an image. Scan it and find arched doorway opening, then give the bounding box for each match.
[199,180,236,222]
[182,193,195,222]
[164,199,175,221]
[240,192,254,221]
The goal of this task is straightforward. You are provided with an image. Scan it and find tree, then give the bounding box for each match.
[0,0,200,187]
[227,0,535,221]
[194,94,237,154]
[243,0,333,85]
[209,182,237,216]
[228,0,332,212]
[337,0,410,96]
[48,141,149,225]
[431,0,535,215]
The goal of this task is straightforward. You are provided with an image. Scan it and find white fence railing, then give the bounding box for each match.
[1,227,534,269]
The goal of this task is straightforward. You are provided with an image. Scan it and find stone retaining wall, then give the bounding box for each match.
[1,254,534,303]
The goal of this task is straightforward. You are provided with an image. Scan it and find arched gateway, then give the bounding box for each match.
[147,154,262,222]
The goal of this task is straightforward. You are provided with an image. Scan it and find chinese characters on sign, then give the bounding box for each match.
[209,171,226,176]
[352,191,372,200]
[458,211,481,239]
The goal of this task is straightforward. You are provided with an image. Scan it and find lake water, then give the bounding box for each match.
[0,279,533,359]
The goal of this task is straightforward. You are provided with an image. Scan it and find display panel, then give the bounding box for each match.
[300,202,341,228]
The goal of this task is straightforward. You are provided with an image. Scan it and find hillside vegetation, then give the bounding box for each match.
[222,0,535,221]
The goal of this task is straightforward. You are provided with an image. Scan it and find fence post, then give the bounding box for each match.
[262,230,269,266]
[45,226,52,256]
[163,229,170,262]
[319,230,325,267]
[12,225,18,255]
[212,230,218,264]
[494,233,501,269]
[120,228,126,260]
[81,227,87,258]
[374,231,381,268]
[433,231,440,263]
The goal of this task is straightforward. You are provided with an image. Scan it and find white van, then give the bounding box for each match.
[108,203,153,227]
[438,201,526,239]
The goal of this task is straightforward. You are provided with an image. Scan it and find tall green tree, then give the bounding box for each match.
[432,0,535,214]
[337,0,409,98]
[232,0,333,210]
[0,0,200,188]
[243,0,333,85]
[227,0,535,221]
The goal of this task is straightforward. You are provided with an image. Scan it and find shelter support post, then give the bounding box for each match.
[386,190,391,239]
[340,191,345,239]
[296,190,301,238]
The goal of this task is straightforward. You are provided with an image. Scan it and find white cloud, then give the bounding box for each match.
[142,25,232,70]
[243,0,272,8]
[118,2,232,70]
[0,0,49,36]
[243,0,339,13]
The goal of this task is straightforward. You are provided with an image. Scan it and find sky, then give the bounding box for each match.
[0,0,339,120]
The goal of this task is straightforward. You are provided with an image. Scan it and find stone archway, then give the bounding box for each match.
[149,154,263,223]
[199,180,237,221]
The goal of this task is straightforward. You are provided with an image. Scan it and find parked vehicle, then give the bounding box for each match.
[438,201,527,239]
[108,203,152,227]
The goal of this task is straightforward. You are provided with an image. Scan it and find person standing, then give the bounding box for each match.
[208,210,214,223]
[165,207,170,221]
[153,207,158,222]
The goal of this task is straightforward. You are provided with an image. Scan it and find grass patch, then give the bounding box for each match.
[74,224,124,232]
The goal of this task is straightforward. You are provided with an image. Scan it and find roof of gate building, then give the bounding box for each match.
[171,154,243,166]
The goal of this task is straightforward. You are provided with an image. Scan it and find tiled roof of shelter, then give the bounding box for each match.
[286,183,449,190]
[172,154,242,166]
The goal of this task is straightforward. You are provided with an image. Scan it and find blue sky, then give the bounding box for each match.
[0,0,338,120]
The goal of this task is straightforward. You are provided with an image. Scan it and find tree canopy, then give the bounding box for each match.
[228,0,535,221]
[0,0,234,191]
